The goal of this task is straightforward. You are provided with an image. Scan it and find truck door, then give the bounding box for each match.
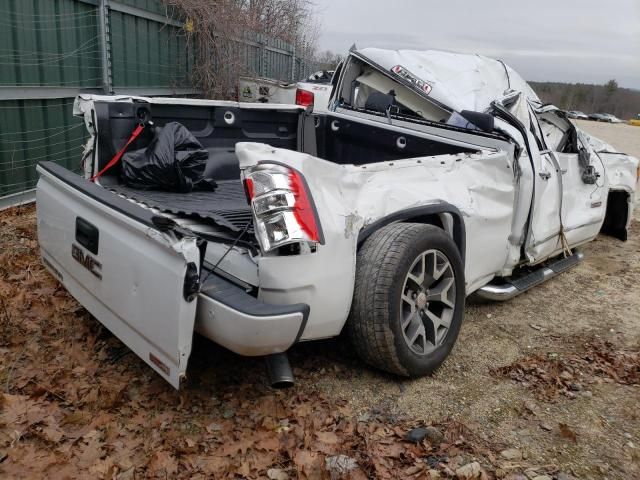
[536,108,607,248]
[524,106,564,262]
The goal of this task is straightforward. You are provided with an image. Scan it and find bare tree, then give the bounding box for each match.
[315,50,344,70]
[162,0,320,99]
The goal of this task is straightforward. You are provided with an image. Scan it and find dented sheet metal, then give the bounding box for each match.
[37,164,201,388]
[600,151,639,197]
[353,48,540,115]
[580,130,639,197]
[236,142,516,340]
[598,150,639,235]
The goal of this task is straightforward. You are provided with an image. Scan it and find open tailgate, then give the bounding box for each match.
[36,162,200,388]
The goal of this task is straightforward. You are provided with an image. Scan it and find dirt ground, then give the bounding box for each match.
[574,120,640,156]
[0,122,639,479]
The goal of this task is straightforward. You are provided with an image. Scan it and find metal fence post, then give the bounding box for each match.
[98,0,113,94]
[260,41,267,78]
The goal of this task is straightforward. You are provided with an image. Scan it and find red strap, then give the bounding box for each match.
[90,124,145,182]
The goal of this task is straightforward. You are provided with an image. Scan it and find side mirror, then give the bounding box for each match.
[459,110,495,133]
[577,145,599,184]
[578,146,591,166]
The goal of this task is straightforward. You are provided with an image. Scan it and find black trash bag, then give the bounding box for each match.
[121,122,215,193]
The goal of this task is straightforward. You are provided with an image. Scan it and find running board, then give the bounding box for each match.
[476,251,584,301]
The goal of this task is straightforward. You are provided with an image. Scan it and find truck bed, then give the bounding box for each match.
[90,98,495,237]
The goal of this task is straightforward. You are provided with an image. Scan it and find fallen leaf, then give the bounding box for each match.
[236,461,250,477]
[316,431,339,444]
[294,450,324,480]
[404,464,424,475]
[456,461,483,479]
[197,456,231,475]
[40,424,64,443]
[148,451,179,476]
[220,438,254,456]
[326,454,359,478]
[376,442,404,458]
[256,434,281,451]
[267,468,290,480]
[559,423,578,443]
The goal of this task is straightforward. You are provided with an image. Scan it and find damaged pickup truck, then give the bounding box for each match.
[36,48,639,388]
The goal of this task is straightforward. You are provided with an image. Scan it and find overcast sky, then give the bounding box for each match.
[316,0,640,89]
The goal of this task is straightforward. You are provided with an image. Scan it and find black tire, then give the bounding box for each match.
[347,223,465,376]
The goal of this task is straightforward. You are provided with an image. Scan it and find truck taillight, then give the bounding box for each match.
[243,177,254,202]
[295,88,314,107]
[288,170,319,242]
[244,164,322,252]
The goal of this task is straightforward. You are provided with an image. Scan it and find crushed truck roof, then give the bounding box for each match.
[354,48,541,114]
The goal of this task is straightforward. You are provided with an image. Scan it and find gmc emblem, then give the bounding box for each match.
[391,65,433,95]
[72,244,102,280]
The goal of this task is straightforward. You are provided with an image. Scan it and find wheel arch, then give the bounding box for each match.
[601,189,632,241]
[357,203,466,263]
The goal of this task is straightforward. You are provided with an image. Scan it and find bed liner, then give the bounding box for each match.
[109,179,253,233]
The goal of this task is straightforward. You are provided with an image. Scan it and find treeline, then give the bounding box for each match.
[529,80,640,120]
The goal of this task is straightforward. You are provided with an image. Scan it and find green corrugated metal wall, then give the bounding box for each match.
[0,0,102,88]
[110,9,192,88]
[0,0,193,201]
[0,99,84,197]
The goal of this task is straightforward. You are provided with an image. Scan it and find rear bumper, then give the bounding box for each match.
[195,270,309,356]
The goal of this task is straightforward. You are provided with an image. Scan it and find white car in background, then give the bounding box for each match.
[566,110,588,120]
[589,113,624,123]
[601,114,625,123]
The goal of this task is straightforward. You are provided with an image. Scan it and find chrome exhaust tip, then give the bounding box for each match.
[265,352,294,389]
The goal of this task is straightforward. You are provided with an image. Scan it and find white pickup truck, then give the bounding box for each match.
[239,70,335,112]
[36,48,638,389]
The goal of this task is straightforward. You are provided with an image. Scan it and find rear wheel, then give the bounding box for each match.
[347,223,465,376]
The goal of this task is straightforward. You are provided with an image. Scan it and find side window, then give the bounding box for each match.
[527,106,546,151]
[336,57,450,122]
[536,111,578,154]
[329,62,343,94]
